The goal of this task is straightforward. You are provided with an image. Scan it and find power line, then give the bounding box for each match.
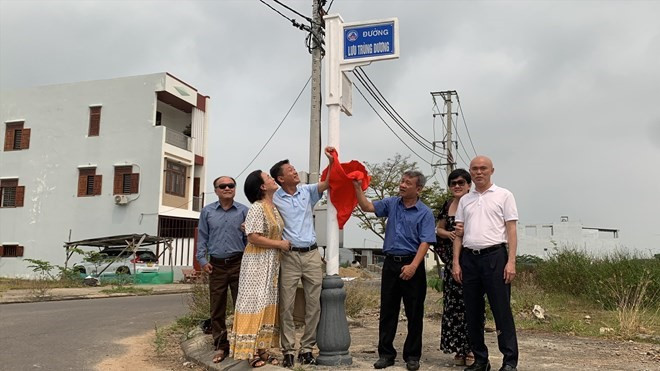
[456,94,478,157]
[352,69,445,158]
[259,0,312,32]
[353,83,434,166]
[235,75,312,179]
[272,0,313,23]
[356,67,436,148]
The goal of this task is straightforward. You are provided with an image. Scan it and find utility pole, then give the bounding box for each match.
[431,90,457,174]
[444,91,455,175]
[308,0,323,183]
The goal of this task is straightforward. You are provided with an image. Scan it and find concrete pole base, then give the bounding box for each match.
[316,274,352,366]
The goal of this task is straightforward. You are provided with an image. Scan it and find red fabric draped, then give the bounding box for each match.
[320,150,370,229]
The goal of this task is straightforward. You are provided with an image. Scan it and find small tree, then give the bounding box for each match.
[352,153,450,240]
[24,259,56,280]
[24,259,56,299]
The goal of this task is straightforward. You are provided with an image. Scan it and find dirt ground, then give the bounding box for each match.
[95,312,659,371]
[94,331,204,371]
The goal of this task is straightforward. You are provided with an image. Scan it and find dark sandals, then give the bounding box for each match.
[212,349,227,363]
[250,350,279,368]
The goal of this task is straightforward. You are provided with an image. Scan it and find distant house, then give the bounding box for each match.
[0,73,210,277]
[518,216,620,257]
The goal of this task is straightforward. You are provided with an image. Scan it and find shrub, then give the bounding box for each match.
[535,247,659,310]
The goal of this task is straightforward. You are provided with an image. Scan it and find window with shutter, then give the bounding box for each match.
[0,244,24,257]
[88,106,101,136]
[78,168,100,196]
[0,179,22,207]
[4,122,29,151]
[113,166,139,195]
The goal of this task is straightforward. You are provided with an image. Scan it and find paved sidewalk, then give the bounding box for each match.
[0,283,193,304]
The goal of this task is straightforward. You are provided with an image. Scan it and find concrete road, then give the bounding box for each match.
[0,294,189,370]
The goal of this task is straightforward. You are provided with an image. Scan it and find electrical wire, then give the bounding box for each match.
[456,95,478,157]
[272,0,314,23]
[352,69,445,158]
[353,83,434,166]
[234,75,312,179]
[453,119,472,167]
[259,0,312,32]
[326,0,335,12]
[356,67,437,148]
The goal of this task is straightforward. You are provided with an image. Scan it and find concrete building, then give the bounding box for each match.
[518,216,621,258]
[0,73,209,277]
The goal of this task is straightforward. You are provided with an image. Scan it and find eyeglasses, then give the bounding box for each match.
[449,179,467,187]
[215,183,235,190]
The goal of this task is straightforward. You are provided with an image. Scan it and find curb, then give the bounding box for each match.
[0,288,192,305]
[181,329,281,371]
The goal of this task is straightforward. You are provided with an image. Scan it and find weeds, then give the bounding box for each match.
[154,323,167,355]
[187,273,212,321]
[344,280,379,317]
[606,271,659,338]
[100,286,153,295]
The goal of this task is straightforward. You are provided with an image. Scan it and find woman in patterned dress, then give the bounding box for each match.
[228,170,290,368]
[435,168,475,366]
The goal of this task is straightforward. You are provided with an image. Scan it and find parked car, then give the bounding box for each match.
[78,247,159,276]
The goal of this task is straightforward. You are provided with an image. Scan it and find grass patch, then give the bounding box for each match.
[511,250,660,342]
[100,286,153,295]
[0,277,84,292]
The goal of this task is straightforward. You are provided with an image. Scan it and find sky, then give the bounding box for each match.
[1,0,659,254]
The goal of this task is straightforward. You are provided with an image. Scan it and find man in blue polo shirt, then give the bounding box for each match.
[353,170,436,371]
[270,147,334,369]
[196,175,248,364]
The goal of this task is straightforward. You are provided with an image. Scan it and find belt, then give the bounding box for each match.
[290,243,318,252]
[463,243,507,255]
[385,254,416,262]
[210,253,243,264]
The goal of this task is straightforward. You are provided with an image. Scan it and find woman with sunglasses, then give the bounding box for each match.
[436,168,475,366]
[228,170,290,368]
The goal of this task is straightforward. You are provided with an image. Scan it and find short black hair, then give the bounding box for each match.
[448,168,471,185]
[213,176,236,188]
[244,170,265,203]
[269,159,289,186]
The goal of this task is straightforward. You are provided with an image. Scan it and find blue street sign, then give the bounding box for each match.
[344,21,395,61]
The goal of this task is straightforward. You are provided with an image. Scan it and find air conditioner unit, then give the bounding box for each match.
[114,195,129,205]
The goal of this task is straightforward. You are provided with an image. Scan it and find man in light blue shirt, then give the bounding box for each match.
[196,176,248,363]
[354,170,436,371]
[270,147,334,368]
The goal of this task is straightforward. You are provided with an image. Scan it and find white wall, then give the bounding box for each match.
[518,221,622,258]
[0,73,176,276]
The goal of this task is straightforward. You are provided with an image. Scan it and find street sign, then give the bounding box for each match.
[343,19,399,63]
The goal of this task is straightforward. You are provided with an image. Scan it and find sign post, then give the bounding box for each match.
[316,14,399,366]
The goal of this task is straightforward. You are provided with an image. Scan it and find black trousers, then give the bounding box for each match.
[209,257,241,351]
[378,256,427,362]
[461,246,518,367]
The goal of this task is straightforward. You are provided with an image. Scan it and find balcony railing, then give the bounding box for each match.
[165,128,191,151]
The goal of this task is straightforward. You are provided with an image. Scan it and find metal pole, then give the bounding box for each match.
[308,0,323,183]
[316,13,352,366]
[325,103,340,276]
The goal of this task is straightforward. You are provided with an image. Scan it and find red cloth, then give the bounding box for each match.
[320,150,370,229]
